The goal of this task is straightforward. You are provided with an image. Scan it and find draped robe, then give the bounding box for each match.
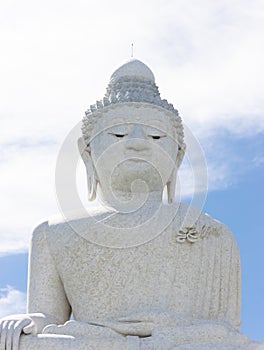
[25,203,261,349]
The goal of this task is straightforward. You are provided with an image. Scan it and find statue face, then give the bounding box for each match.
[90,105,179,199]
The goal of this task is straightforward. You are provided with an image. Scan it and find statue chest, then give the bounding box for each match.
[47,218,229,323]
[52,230,178,321]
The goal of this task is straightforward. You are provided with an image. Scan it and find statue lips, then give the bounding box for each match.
[124,149,153,161]
[122,148,153,166]
[120,158,154,171]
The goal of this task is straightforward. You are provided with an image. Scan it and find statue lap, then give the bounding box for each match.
[19,334,264,350]
[19,334,127,350]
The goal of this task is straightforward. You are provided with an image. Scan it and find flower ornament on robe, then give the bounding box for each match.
[176,224,220,243]
[176,227,201,243]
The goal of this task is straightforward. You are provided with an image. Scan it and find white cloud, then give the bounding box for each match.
[0,143,59,255]
[152,1,264,136]
[0,0,263,138]
[0,286,27,318]
[0,0,263,254]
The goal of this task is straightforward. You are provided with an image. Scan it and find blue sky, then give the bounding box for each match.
[0,0,263,342]
[203,134,264,341]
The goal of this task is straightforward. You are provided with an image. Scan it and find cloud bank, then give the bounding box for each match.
[0,286,27,318]
[0,0,263,254]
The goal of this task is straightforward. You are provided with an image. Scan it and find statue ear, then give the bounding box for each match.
[78,137,97,201]
[167,143,186,204]
[176,143,186,169]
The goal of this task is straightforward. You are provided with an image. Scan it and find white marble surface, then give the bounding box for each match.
[0,59,263,350]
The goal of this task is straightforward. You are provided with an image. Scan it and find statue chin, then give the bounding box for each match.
[104,163,165,195]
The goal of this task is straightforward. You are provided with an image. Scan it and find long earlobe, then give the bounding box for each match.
[167,167,177,204]
[176,143,186,169]
[78,137,97,201]
[85,159,97,201]
[166,143,186,204]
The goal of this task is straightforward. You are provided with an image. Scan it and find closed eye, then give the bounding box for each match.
[149,135,166,140]
[108,133,127,138]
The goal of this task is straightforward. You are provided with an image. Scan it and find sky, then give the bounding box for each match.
[0,0,264,342]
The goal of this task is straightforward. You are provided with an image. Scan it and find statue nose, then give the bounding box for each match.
[125,125,150,152]
[125,138,150,151]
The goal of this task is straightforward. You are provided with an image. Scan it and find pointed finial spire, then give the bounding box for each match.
[131,43,134,58]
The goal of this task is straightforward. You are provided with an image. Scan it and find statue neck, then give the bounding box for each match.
[96,187,164,213]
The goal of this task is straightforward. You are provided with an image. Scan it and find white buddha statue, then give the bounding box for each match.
[0,59,263,350]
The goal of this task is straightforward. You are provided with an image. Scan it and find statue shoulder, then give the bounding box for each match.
[48,206,113,225]
[31,220,49,242]
[31,206,115,248]
[30,221,52,255]
[176,202,237,244]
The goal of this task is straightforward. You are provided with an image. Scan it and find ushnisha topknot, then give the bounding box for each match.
[81,59,184,148]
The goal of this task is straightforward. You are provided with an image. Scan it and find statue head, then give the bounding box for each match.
[78,59,186,205]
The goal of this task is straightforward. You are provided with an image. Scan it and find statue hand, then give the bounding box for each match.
[43,319,154,337]
[0,313,60,350]
[97,319,155,337]
[117,310,192,328]
[0,315,36,350]
[43,320,124,338]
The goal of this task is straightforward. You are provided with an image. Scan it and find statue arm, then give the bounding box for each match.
[0,222,71,350]
[27,221,71,329]
[221,224,242,331]
[174,212,242,331]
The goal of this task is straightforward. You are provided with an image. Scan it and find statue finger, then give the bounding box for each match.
[107,321,153,336]
[5,321,15,350]
[12,328,22,350]
[12,319,33,350]
[117,316,142,322]
[127,322,154,336]
[117,314,152,322]
[42,324,59,334]
[0,321,8,350]
[22,319,36,335]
